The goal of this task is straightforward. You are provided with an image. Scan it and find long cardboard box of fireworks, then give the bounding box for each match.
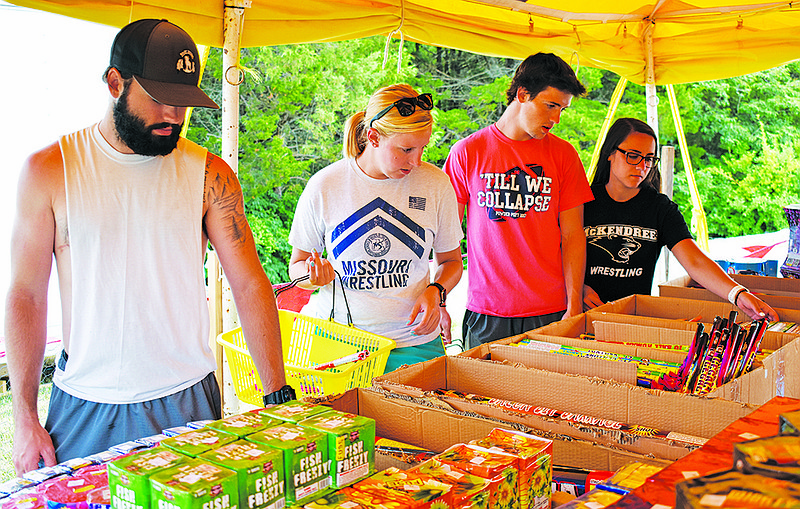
[458,295,800,407]
[367,353,756,471]
[658,273,800,310]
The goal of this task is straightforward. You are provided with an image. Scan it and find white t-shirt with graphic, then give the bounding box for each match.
[289,158,463,347]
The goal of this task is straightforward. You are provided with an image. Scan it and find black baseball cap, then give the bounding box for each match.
[110,19,219,109]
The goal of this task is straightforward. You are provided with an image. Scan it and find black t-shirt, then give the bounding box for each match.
[584,184,693,303]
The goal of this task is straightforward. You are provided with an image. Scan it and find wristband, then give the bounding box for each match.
[727,285,748,305]
[427,282,447,307]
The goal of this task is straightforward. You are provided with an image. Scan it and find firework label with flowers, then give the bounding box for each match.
[411,457,491,509]
[471,428,553,509]
[246,423,331,505]
[108,446,189,509]
[298,409,376,488]
[149,458,239,509]
[199,439,285,509]
[436,443,520,509]
[351,467,454,509]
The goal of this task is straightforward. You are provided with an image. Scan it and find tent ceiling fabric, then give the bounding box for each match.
[10,0,800,85]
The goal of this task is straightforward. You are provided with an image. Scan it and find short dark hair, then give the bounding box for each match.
[505,53,586,105]
[592,117,661,192]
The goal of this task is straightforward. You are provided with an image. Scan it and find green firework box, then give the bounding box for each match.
[256,400,330,424]
[298,409,376,488]
[107,446,189,509]
[161,428,239,458]
[149,458,239,509]
[471,428,553,509]
[199,439,285,509]
[205,412,283,438]
[246,422,332,504]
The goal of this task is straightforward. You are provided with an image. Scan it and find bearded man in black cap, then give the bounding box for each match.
[5,19,294,474]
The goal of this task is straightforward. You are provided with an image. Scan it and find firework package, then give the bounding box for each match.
[199,440,285,509]
[656,312,769,394]
[149,458,239,509]
[107,446,188,508]
[297,409,376,488]
[733,434,800,481]
[246,422,332,505]
[675,469,800,509]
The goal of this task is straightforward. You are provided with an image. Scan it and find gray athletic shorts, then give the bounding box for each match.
[463,309,565,350]
[45,350,221,463]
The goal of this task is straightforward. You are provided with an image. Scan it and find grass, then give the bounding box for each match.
[0,382,52,482]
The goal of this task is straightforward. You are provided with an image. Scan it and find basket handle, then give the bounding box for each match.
[274,270,355,327]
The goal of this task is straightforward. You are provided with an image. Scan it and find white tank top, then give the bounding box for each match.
[56,124,216,403]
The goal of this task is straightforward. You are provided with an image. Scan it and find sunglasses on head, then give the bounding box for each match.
[369,93,434,128]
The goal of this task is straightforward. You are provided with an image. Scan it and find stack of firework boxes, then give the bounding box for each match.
[107,400,376,509]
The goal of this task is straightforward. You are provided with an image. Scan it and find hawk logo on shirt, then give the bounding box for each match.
[588,234,642,264]
[478,163,552,222]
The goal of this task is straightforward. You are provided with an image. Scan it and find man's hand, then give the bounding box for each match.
[408,286,442,336]
[13,415,56,475]
[439,306,453,345]
[583,284,604,311]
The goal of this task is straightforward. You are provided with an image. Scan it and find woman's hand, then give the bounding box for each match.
[408,285,442,336]
[736,292,779,321]
[583,284,604,311]
[305,249,335,287]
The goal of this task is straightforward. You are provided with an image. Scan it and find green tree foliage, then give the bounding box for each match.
[187,39,800,281]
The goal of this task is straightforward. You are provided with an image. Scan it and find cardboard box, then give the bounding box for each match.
[458,304,800,406]
[660,274,800,307]
[326,386,681,472]
[365,355,758,466]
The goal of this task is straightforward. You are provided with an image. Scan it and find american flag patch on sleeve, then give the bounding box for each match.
[409,196,426,210]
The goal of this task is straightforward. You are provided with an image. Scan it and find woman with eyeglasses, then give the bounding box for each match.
[287,84,464,372]
[583,118,777,320]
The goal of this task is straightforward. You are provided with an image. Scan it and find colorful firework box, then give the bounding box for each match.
[161,428,239,458]
[733,434,800,481]
[410,457,491,509]
[257,400,330,423]
[108,446,190,509]
[246,422,332,504]
[350,467,454,508]
[675,469,800,509]
[780,409,800,434]
[205,412,283,438]
[199,439,285,509]
[436,443,519,509]
[149,458,238,509]
[374,437,437,468]
[298,409,376,488]
[470,428,552,509]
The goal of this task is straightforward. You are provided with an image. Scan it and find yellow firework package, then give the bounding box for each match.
[411,457,491,509]
[351,467,453,509]
[436,443,519,509]
[471,428,553,509]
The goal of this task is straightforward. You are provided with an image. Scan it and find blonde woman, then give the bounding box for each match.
[288,84,463,372]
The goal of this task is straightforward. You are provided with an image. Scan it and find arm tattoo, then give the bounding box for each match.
[207,155,248,245]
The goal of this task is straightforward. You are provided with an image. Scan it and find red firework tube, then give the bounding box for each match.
[432,389,707,447]
[678,323,705,380]
[722,325,747,385]
[686,330,718,393]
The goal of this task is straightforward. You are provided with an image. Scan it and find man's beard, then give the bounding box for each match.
[113,86,182,156]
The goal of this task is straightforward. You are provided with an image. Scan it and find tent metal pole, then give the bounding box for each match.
[218,0,249,416]
[644,23,659,138]
[587,76,627,182]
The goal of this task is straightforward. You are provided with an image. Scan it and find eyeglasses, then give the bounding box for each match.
[369,93,434,128]
[616,148,660,169]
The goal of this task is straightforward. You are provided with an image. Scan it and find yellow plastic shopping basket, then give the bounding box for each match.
[217,275,395,405]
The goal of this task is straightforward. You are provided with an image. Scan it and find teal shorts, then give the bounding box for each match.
[383,336,446,373]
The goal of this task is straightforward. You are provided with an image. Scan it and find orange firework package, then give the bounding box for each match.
[411,457,492,509]
[436,443,519,509]
[733,434,800,481]
[675,469,800,509]
[304,485,423,509]
[351,467,454,508]
[471,428,553,509]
